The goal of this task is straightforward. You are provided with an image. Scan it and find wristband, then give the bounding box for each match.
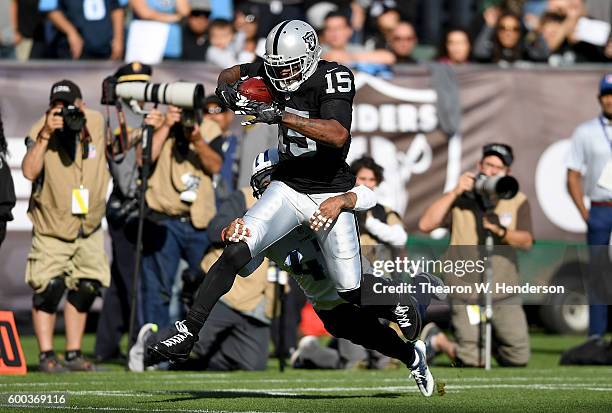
[499,226,507,239]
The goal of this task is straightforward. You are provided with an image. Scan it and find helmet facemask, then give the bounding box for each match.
[264,46,320,93]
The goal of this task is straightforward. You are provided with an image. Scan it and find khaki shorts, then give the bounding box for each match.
[25,228,111,293]
[452,300,530,367]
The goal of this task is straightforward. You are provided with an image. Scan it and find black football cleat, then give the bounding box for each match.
[393,293,422,342]
[147,320,196,363]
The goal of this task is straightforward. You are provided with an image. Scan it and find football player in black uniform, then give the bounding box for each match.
[149,20,428,393]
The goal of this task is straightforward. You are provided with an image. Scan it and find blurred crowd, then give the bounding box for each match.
[0,0,610,67]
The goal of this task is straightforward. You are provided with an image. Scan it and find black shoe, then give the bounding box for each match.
[147,320,196,363]
[393,294,422,342]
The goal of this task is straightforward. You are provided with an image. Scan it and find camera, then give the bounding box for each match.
[54,105,86,132]
[474,173,519,203]
[101,76,205,109]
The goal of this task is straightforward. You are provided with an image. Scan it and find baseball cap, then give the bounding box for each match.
[483,143,514,167]
[204,95,228,113]
[49,80,82,105]
[114,61,152,83]
[599,73,612,96]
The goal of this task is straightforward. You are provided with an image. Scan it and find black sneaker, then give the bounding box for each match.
[39,356,68,373]
[64,355,97,372]
[393,294,422,342]
[147,320,196,363]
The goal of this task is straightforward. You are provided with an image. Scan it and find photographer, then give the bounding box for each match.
[418,143,533,367]
[141,103,223,329]
[94,62,167,362]
[22,80,110,372]
[0,110,16,247]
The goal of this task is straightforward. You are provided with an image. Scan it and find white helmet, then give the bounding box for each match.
[263,20,322,93]
[250,148,280,198]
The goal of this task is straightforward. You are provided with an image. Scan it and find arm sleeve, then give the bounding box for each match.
[348,184,377,211]
[566,126,586,173]
[207,190,247,245]
[365,216,408,245]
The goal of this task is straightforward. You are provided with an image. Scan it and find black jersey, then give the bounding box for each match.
[240,60,356,194]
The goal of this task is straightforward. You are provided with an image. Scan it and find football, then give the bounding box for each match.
[238,77,273,104]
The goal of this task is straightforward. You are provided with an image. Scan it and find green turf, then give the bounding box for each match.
[1,333,611,412]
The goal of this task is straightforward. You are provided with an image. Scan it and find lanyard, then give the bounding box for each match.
[600,116,612,151]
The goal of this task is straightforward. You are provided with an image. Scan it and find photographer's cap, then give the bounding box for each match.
[599,73,612,96]
[114,61,152,83]
[204,95,228,113]
[483,143,513,167]
[49,80,82,105]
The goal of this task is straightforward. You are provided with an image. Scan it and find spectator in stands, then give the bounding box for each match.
[388,20,418,63]
[129,0,190,60]
[0,110,15,248]
[473,12,549,63]
[182,2,210,61]
[22,80,111,372]
[420,0,477,46]
[140,103,223,330]
[240,0,306,40]
[368,7,401,49]
[203,95,238,204]
[205,19,254,67]
[40,0,127,60]
[322,11,395,66]
[438,27,473,64]
[234,3,262,59]
[10,0,45,60]
[538,2,609,64]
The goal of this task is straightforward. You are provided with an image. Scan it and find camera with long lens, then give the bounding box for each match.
[54,105,86,132]
[473,173,519,205]
[101,76,204,110]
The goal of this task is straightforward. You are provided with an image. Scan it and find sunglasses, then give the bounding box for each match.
[498,25,520,32]
[392,35,416,42]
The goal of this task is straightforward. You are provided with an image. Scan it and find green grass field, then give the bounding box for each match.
[1,333,611,412]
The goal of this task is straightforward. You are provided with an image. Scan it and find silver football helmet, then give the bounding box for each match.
[263,20,322,93]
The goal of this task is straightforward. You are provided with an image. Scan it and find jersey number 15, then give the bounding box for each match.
[325,72,352,94]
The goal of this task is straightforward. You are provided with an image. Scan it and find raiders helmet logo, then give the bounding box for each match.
[303,31,316,51]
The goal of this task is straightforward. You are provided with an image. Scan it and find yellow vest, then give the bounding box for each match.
[26,108,110,241]
[146,121,221,229]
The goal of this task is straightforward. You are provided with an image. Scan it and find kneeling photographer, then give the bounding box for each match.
[141,95,224,330]
[418,143,533,367]
[22,80,111,372]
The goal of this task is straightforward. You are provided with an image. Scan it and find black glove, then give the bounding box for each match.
[236,101,283,125]
[215,82,241,111]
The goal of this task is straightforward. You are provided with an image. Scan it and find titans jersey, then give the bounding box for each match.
[240,60,356,194]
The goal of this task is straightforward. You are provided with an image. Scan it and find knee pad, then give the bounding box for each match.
[33,276,66,314]
[67,279,102,313]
